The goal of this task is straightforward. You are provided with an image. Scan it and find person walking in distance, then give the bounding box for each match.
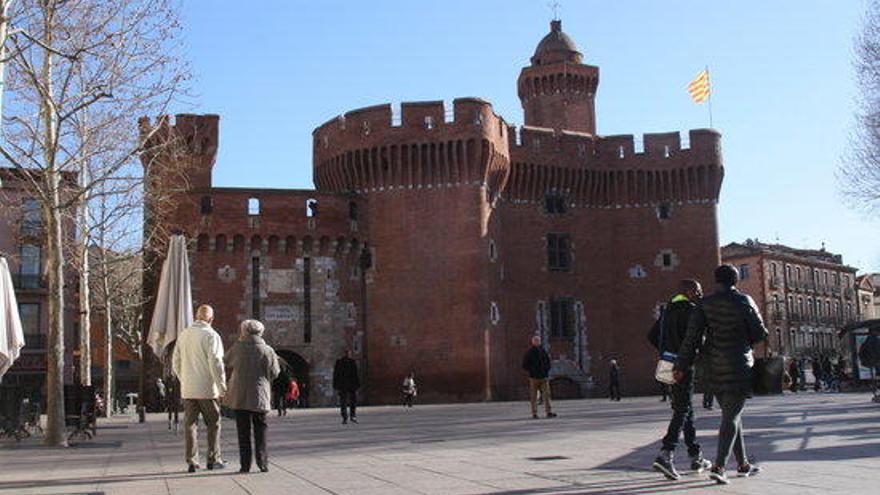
[402,372,417,408]
[333,350,360,424]
[272,374,288,417]
[788,358,799,393]
[674,265,768,485]
[609,359,621,401]
[172,305,227,473]
[522,336,557,419]
[224,320,280,473]
[285,377,301,409]
[648,280,712,480]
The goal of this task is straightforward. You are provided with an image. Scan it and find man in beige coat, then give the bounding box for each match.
[225,319,280,473]
[172,305,227,472]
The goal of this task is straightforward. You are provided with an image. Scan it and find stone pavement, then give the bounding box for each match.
[1,392,878,494]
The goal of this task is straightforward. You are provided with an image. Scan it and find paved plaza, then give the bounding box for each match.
[1,392,878,495]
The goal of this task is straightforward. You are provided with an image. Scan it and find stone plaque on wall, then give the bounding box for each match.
[268,269,297,294]
[265,305,297,322]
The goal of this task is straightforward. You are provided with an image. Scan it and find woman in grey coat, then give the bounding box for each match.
[225,320,280,473]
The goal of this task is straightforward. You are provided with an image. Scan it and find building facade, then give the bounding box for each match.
[721,240,860,357]
[0,168,78,406]
[142,20,724,406]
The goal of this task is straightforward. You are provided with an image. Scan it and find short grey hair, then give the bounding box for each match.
[240,319,265,337]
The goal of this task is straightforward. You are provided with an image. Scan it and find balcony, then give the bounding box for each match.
[19,221,43,238]
[771,310,787,322]
[12,274,45,290]
[22,333,47,350]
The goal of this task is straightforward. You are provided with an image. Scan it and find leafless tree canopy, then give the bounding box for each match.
[843,0,880,213]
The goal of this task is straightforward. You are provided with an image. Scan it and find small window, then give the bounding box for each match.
[549,297,575,338]
[306,198,318,217]
[547,233,571,272]
[657,203,671,220]
[662,253,673,268]
[474,114,483,127]
[739,264,750,280]
[348,201,358,221]
[488,239,498,262]
[424,116,434,130]
[663,145,671,158]
[248,198,260,215]
[618,145,625,159]
[200,196,213,215]
[489,301,500,325]
[362,121,370,136]
[544,192,567,215]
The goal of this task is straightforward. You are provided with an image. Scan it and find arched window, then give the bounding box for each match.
[248,198,260,216]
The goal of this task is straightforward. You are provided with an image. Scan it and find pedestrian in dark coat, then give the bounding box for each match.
[674,265,768,484]
[648,279,711,480]
[224,319,280,473]
[333,350,360,424]
[788,358,799,393]
[608,360,621,401]
[521,336,556,419]
[811,358,822,391]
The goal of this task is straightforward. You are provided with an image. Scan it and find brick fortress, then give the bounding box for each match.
[141,20,724,407]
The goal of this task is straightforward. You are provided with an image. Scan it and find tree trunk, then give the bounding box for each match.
[78,189,91,386]
[102,255,112,418]
[41,2,66,447]
[44,172,67,446]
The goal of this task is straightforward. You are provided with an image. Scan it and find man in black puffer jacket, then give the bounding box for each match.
[674,265,768,485]
[648,279,711,480]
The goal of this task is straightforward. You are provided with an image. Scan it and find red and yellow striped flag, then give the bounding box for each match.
[687,69,711,104]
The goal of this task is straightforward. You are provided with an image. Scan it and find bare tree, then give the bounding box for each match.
[0,0,188,446]
[843,0,880,213]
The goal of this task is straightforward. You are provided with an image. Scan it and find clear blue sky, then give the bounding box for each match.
[179,0,880,272]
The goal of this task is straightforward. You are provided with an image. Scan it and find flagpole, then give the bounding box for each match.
[706,65,714,129]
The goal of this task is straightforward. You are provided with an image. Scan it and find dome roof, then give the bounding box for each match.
[531,20,583,65]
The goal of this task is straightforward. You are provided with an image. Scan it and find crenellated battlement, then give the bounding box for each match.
[508,127,721,169]
[313,98,506,155]
[312,98,511,196]
[140,113,221,191]
[505,127,723,207]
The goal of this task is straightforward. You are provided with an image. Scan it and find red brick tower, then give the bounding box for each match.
[518,20,599,134]
[313,99,510,402]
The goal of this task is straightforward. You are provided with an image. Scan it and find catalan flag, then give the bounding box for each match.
[687,69,711,104]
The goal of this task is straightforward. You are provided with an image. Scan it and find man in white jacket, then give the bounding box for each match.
[172,305,227,472]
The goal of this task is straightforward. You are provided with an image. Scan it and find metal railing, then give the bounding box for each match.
[22,334,47,349]
[11,274,45,290]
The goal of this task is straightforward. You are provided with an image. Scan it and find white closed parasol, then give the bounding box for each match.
[0,257,25,380]
[146,235,192,360]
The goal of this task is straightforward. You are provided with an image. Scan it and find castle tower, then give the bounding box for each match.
[313,99,510,403]
[517,20,599,134]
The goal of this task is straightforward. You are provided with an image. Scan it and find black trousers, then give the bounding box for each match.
[661,370,701,457]
[339,391,357,420]
[715,392,748,468]
[609,380,621,401]
[234,410,267,470]
[702,392,714,408]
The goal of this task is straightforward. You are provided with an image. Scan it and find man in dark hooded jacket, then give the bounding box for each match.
[333,350,360,424]
[674,265,768,485]
[648,279,711,480]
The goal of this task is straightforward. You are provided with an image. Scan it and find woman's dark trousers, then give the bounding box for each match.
[235,410,268,471]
